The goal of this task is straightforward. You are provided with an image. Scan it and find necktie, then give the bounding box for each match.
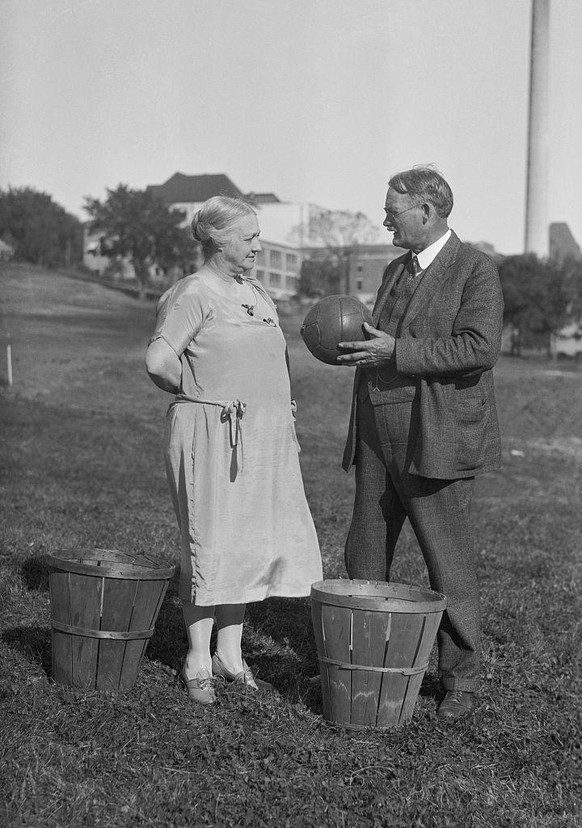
[410,255,422,277]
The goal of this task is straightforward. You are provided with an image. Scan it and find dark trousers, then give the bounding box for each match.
[344,396,480,692]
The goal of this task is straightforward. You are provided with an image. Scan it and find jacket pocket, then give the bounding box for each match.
[447,384,488,414]
[451,396,489,470]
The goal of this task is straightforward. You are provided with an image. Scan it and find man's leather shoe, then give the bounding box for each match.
[436,690,476,721]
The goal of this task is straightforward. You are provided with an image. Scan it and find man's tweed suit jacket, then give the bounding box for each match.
[342,231,504,479]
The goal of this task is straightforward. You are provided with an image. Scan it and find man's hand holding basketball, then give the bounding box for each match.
[337,322,395,367]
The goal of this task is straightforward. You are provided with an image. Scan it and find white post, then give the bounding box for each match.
[524,0,550,258]
[7,337,13,386]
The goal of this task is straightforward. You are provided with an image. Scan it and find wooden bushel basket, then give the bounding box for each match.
[47,549,176,692]
[311,580,447,729]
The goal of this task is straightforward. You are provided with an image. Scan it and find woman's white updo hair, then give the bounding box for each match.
[191,196,256,260]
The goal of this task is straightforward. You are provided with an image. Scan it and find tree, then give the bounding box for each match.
[560,256,582,321]
[294,207,381,295]
[0,187,83,268]
[299,257,344,298]
[304,206,381,250]
[84,185,194,299]
[498,254,582,354]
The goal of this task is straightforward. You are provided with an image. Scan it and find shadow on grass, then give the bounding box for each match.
[1,625,52,675]
[245,597,323,710]
[20,555,51,591]
[146,572,187,671]
[418,672,441,701]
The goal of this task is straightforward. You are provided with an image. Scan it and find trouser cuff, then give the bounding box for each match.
[440,678,479,693]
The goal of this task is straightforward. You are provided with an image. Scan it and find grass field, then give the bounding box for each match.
[1,263,581,827]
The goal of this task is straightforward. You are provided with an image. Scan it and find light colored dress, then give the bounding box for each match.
[150,268,322,605]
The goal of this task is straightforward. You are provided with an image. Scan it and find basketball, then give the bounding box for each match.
[300,294,373,365]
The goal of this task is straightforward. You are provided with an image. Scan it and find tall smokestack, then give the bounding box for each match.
[524,0,550,257]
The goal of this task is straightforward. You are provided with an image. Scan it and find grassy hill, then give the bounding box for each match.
[1,264,580,827]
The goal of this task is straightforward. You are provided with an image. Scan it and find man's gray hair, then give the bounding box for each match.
[388,166,454,219]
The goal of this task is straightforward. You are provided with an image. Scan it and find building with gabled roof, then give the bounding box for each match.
[147,173,244,207]
[248,193,281,204]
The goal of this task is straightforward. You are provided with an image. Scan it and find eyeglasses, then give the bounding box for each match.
[384,204,419,223]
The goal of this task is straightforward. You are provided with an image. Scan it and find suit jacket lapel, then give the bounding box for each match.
[398,232,461,333]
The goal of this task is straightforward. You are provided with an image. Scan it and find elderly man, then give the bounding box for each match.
[338,166,503,721]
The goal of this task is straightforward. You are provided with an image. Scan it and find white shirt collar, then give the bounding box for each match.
[415,229,452,271]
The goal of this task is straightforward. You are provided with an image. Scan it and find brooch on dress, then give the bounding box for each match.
[241,303,276,326]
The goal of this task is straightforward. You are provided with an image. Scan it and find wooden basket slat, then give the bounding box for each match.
[50,570,104,687]
[116,579,171,691]
[69,571,104,626]
[320,604,353,726]
[415,613,442,665]
[71,572,103,689]
[96,578,140,691]
[127,579,168,630]
[310,598,332,722]
[350,610,389,727]
[377,613,426,726]
[49,571,73,685]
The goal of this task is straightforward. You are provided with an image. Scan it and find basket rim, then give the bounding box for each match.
[310,578,447,612]
[46,548,176,580]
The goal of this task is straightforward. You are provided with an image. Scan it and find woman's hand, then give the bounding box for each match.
[337,323,396,367]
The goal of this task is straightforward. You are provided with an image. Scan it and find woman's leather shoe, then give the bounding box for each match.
[212,653,272,691]
[181,665,217,705]
[437,690,475,721]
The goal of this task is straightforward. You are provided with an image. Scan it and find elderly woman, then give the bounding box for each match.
[146,196,322,704]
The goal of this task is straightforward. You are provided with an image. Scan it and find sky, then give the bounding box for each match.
[1,0,581,256]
